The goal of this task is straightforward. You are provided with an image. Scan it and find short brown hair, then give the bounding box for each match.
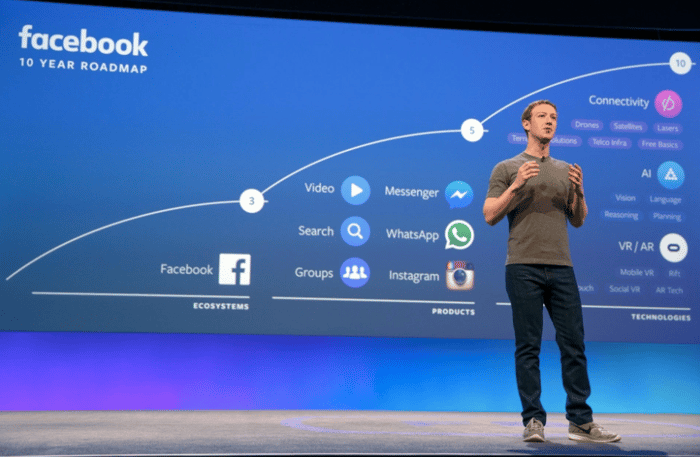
[522,100,557,136]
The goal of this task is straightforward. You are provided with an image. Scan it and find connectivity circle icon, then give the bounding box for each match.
[654,90,682,118]
[657,161,685,190]
[341,176,370,205]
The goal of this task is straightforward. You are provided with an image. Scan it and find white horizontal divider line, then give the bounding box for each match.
[496,302,690,311]
[582,305,691,311]
[272,296,475,305]
[32,292,250,299]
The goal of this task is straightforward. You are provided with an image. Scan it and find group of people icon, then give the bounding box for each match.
[342,264,368,280]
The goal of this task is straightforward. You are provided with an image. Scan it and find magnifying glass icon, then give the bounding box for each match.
[341,216,369,246]
[347,223,363,239]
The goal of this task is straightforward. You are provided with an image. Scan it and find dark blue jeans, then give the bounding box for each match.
[505,264,593,426]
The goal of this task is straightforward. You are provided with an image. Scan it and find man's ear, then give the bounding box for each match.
[522,119,530,134]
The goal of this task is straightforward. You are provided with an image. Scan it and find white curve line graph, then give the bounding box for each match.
[6,61,672,280]
[265,62,671,193]
[5,200,239,281]
[480,62,668,124]
[261,130,460,194]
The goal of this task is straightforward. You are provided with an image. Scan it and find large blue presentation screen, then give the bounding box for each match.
[1,0,697,343]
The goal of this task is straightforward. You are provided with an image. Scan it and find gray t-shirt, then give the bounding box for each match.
[487,152,575,266]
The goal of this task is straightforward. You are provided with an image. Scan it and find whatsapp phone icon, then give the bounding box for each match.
[445,220,474,250]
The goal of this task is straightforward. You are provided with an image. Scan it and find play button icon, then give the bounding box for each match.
[342,176,371,205]
[351,183,363,197]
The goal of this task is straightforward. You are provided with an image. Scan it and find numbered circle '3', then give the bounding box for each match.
[239,189,265,213]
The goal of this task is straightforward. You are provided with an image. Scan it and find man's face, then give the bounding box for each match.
[523,104,557,141]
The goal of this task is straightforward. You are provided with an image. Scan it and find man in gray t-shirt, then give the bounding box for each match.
[486,152,574,266]
[483,100,620,444]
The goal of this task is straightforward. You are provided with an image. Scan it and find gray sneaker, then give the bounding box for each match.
[568,421,621,443]
[523,418,545,442]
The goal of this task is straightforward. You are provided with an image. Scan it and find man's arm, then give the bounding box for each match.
[567,163,587,228]
[483,161,539,226]
[483,190,518,226]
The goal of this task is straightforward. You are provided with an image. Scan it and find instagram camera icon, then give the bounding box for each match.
[446,261,474,290]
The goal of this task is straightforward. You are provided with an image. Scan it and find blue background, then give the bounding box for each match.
[1,332,699,413]
[0,0,698,412]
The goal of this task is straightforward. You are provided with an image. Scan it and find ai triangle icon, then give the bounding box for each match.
[665,167,678,181]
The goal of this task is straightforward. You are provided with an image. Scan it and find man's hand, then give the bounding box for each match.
[514,161,539,190]
[483,160,539,226]
[568,163,584,196]
[567,163,587,227]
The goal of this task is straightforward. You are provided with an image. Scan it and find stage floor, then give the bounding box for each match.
[1,411,699,456]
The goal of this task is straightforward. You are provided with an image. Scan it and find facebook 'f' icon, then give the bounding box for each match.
[219,254,251,285]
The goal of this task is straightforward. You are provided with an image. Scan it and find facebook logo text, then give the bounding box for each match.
[219,254,251,285]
